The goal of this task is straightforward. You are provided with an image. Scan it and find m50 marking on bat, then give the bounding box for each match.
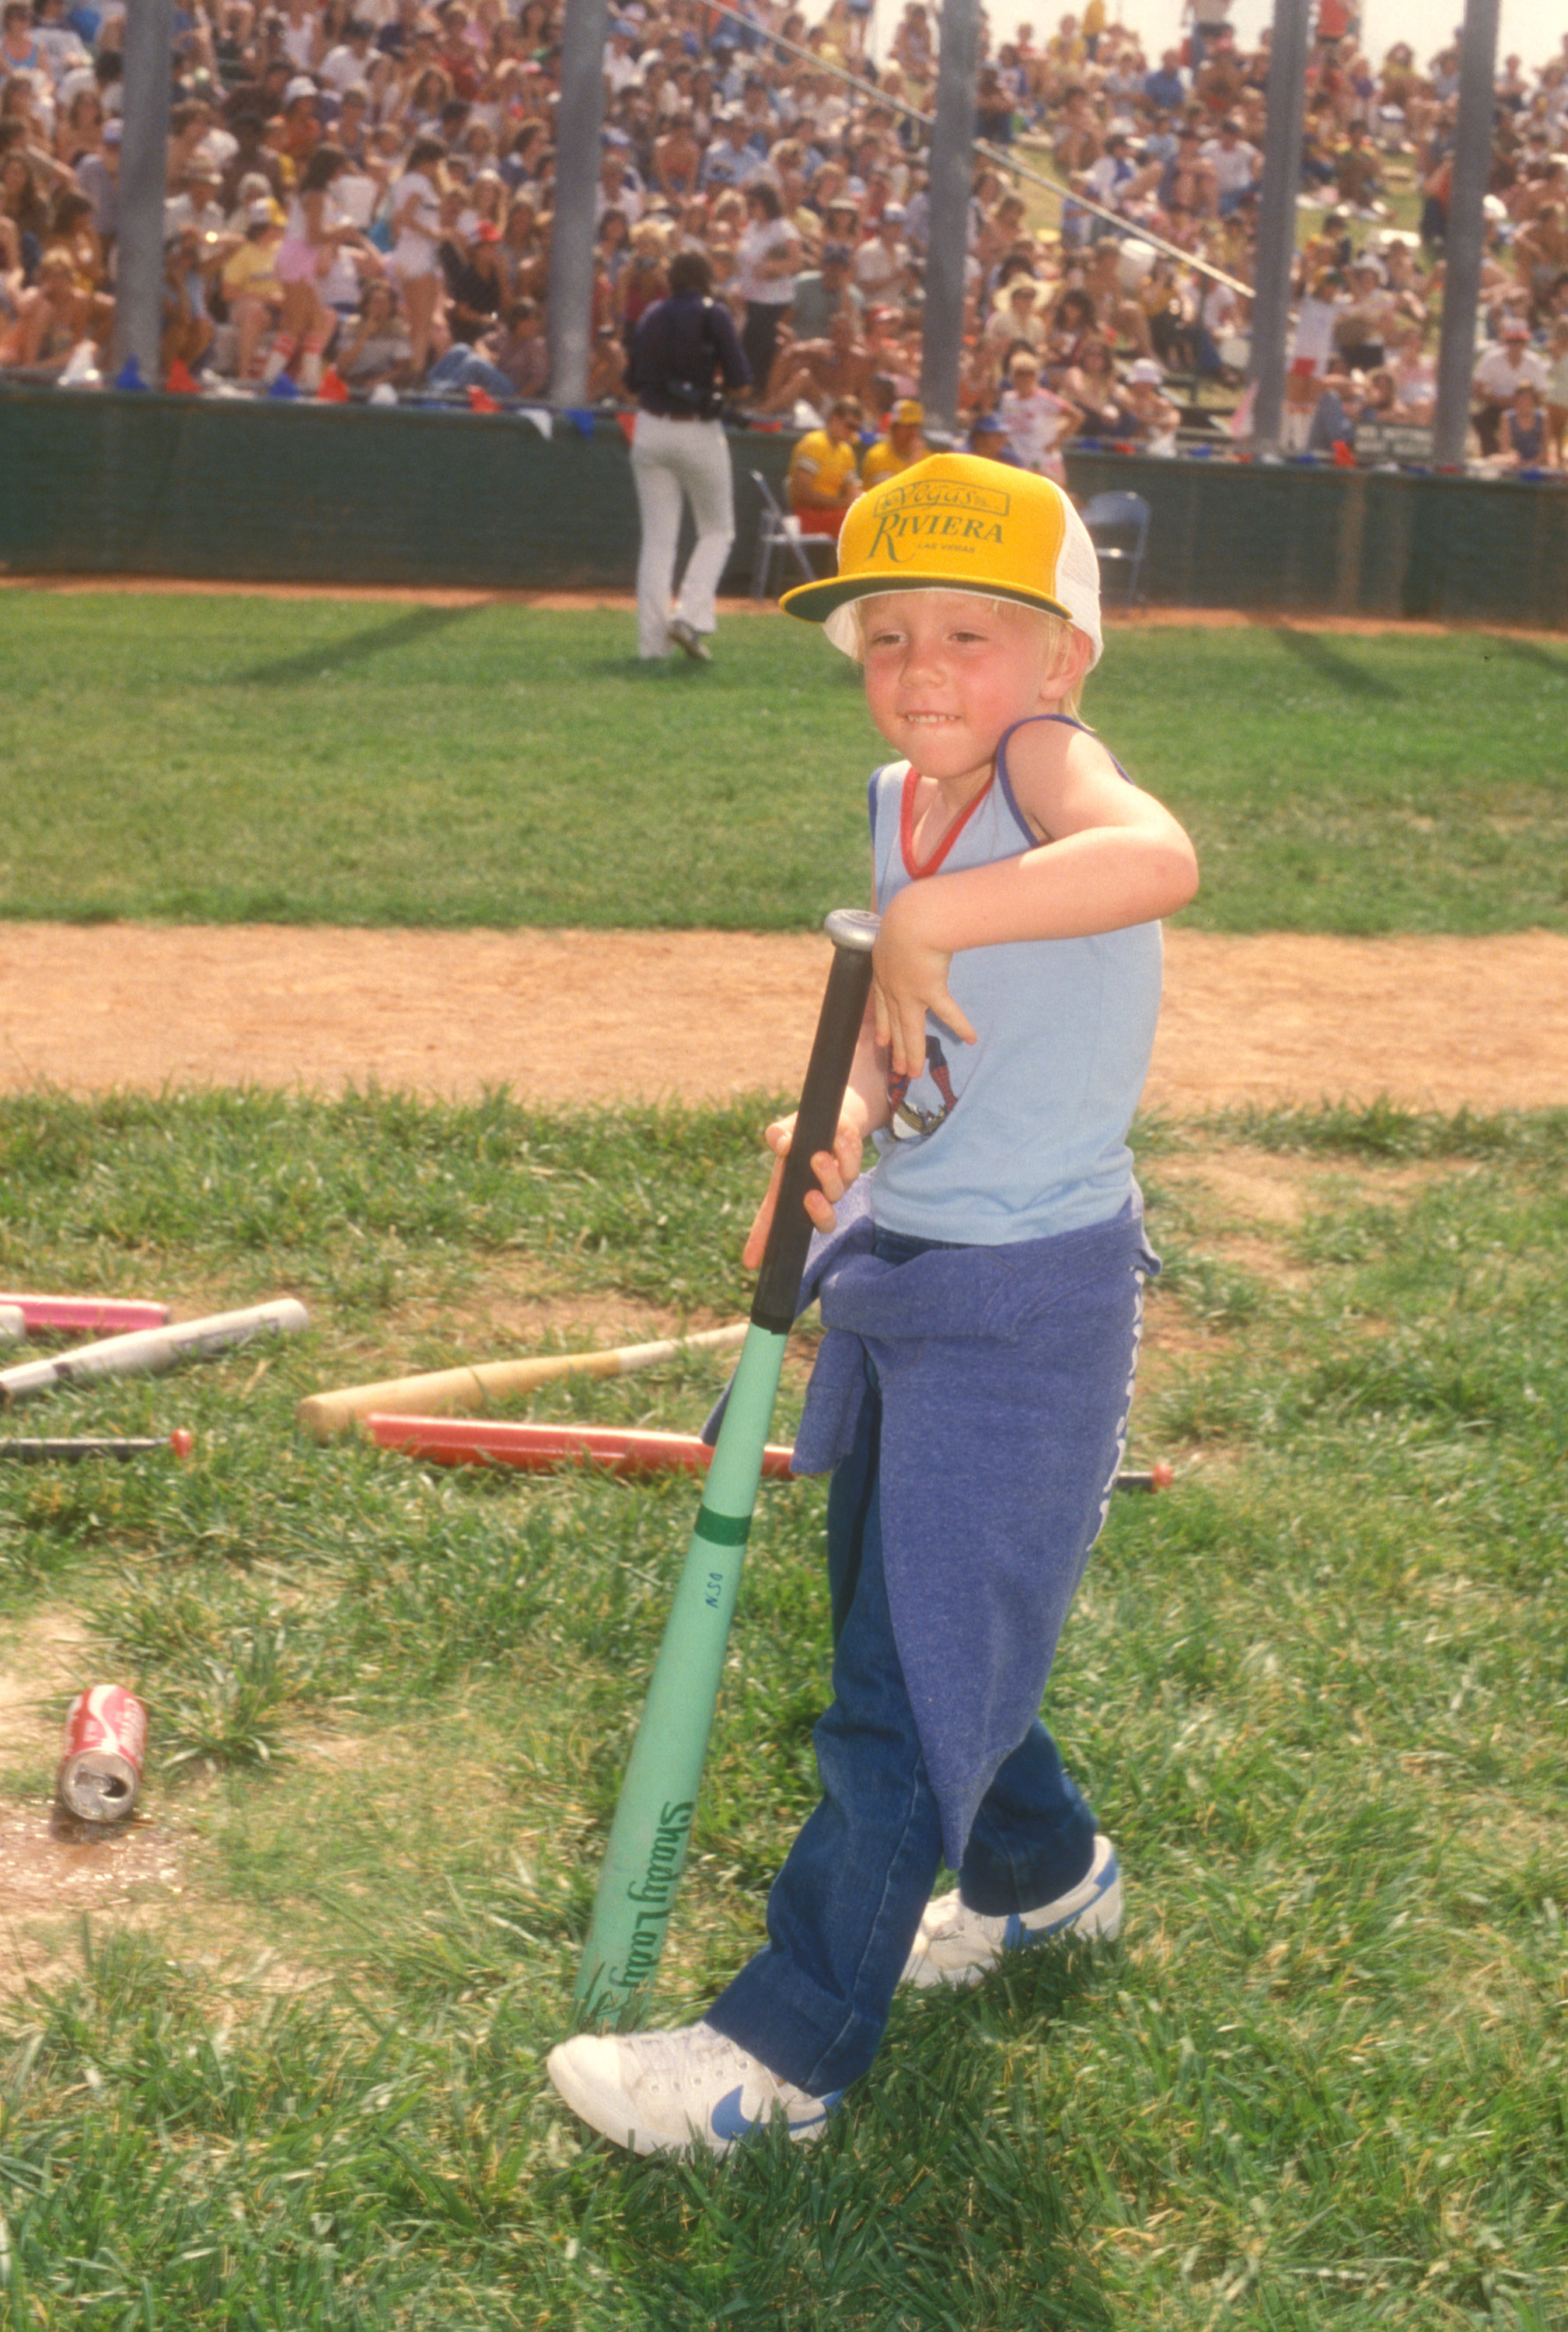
[706,1569,723,1609]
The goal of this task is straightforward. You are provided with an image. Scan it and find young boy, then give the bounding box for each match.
[548,455,1199,2156]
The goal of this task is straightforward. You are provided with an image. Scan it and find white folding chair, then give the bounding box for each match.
[749,468,839,601]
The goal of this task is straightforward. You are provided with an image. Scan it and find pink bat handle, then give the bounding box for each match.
[1,1295,172,1337]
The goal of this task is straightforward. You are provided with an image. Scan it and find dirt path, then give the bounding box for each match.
[4,583,1561,1112]
[1,920,1564,1113]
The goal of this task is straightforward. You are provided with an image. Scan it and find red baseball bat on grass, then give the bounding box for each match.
[367,1415,1173,1493]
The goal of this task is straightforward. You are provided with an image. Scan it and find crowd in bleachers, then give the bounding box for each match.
[2,0,1566,469]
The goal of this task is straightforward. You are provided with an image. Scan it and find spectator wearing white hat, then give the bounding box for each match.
[1123,356,1180,454]
[1333,253,1396,372]
[851,200,906,298]
[219,196,284,379]
[997,346,1078,484]
[1472,318,1548,456]
[278,76,325,178]
[982,271,1047,364]
[699,106,763,192]
[164,153,227,245]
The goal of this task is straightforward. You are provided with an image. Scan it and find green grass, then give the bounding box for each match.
[2,1090,1566,2329]
[2,595,1566,933]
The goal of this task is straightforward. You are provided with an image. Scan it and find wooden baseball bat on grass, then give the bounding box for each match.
[296,1323,751,1444]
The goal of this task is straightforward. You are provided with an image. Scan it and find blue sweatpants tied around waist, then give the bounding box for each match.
[704,1209,1153,2095]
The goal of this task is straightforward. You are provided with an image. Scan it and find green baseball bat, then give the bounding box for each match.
[572,907,878,2028]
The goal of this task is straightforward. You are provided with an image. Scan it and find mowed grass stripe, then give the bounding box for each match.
[0,1091,1564,2327]
[2,592,1566,933]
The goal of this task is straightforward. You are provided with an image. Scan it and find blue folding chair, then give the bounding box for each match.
[1081,490,1151,608]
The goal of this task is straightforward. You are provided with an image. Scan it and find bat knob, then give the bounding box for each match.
[169,1429,194,1459]
[823,907,880,955]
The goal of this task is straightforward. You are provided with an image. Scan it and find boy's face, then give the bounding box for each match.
[858,591,1080,794]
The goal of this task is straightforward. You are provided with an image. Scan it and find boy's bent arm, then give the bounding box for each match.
[875,734,1198,1075]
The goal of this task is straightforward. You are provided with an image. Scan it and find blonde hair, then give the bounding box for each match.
[848,592,1090,721]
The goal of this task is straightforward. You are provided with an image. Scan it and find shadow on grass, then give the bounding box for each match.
[1271,626,1400,700]
[1486,634,1568,676]
[234,602,487,686]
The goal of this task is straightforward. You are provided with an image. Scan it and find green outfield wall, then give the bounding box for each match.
[2,386,1564,627]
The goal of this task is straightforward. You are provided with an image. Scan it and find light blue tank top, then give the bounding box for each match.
[867,714,1164,1245]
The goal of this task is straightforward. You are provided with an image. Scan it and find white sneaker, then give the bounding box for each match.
[546,2019,842,2156]
[668,616,712,664]
[900,1833,1123,1991]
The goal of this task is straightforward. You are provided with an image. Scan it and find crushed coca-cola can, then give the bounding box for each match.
[57,1685,148,1824]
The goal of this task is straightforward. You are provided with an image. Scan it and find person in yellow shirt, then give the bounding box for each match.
[220,199,285,382]
[787,393,866,537]
[860,396,930,488]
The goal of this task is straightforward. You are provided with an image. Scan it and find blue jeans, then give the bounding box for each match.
[427,345,515,399]
[706,1241,1098,2095]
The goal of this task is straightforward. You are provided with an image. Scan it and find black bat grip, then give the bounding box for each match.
[751,909,879,1335]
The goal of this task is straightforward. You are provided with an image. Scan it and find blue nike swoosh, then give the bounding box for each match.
[1003,1856,1119,1950]
[708,2085,840,2142]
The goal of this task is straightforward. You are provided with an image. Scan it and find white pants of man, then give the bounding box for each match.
[630,410,736,659]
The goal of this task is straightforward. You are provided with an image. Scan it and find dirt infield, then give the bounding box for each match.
[2,585,1562,1115]
[2,920,1563,1114]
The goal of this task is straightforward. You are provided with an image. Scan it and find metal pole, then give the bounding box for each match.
[921,0,978,434]
[1432,0,1500,467]
[1247,0,1312,451]
[547,0,609,407]
[112,0,173,383]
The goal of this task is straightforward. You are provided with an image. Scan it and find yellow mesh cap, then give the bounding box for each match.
[780,452,1102,666]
